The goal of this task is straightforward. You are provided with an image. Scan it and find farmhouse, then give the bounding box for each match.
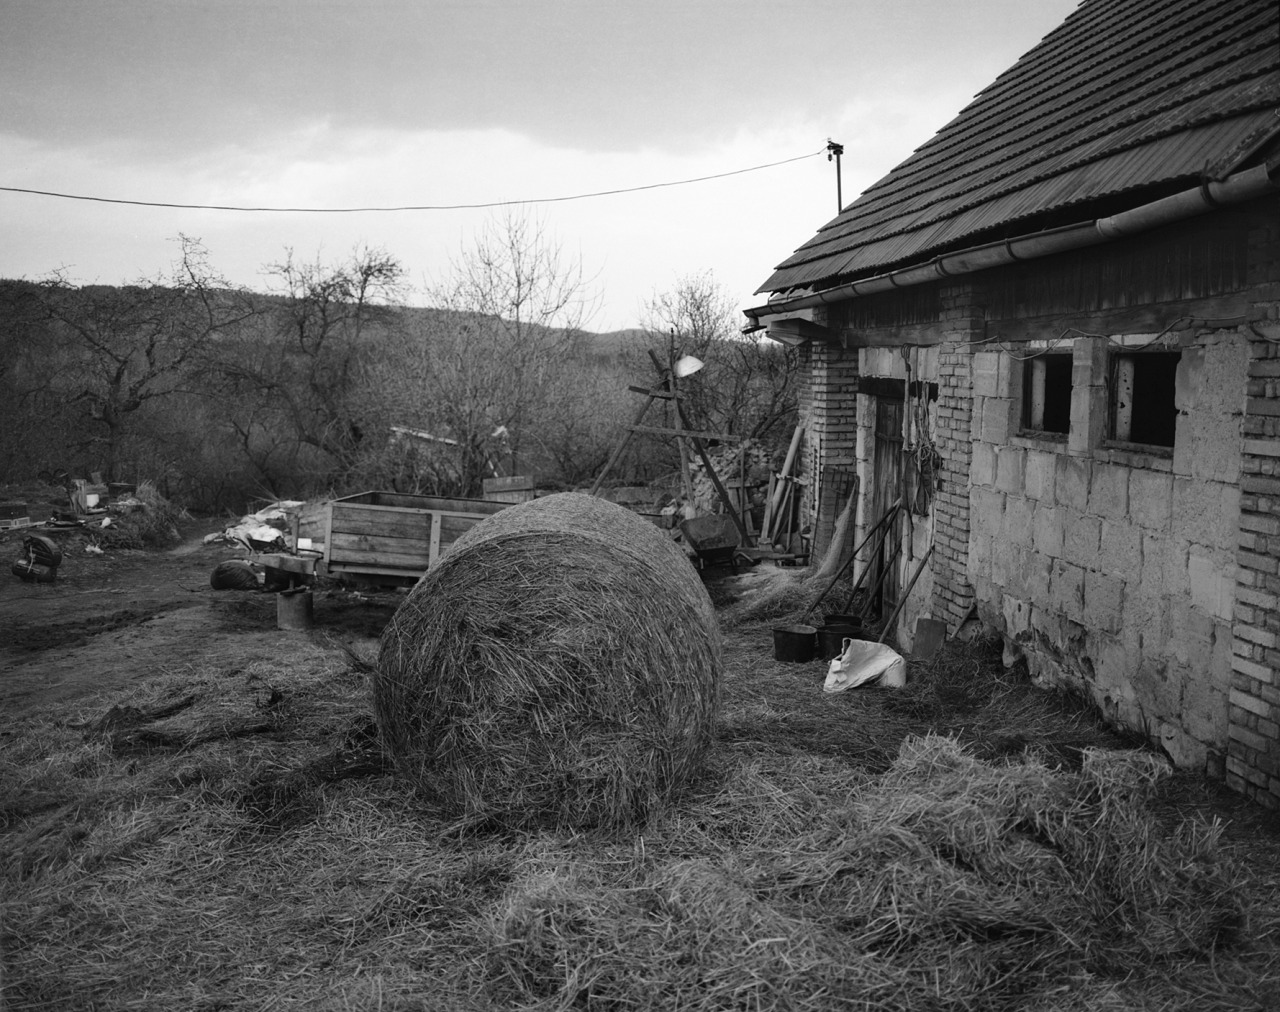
[746,0,1280,806]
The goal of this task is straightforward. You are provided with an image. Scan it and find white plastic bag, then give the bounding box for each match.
[823,637,906,693]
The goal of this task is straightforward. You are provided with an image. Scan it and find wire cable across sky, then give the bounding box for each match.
[0,148,826,213]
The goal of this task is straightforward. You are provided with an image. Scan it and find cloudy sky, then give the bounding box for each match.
[1,0,1079,331]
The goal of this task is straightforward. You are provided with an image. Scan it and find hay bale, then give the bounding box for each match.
[375,492,721,832]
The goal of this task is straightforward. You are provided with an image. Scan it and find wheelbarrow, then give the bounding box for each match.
[680,514,742,572]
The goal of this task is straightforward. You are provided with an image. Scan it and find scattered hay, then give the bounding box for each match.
[476,735,1253,1012]
[4,600,1278,1011]
[376,492,722,833]
[717,565,816,627]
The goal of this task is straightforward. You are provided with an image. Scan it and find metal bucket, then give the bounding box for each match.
[773,623,817,662]
[276,588,314,630]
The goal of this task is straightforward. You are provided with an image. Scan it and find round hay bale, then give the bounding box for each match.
[375,492,722,832]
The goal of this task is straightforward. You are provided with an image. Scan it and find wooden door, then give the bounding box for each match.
[871,397,904,616]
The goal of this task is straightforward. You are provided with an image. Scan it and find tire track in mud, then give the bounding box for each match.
[2,601,194,653]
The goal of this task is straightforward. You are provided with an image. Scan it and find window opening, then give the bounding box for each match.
[1021,354,1072,436]
[1110,351,1180,449]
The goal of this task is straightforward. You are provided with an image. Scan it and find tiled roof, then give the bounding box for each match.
[757,0,1280,296]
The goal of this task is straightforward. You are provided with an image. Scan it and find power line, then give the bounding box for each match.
[0,148,826,213]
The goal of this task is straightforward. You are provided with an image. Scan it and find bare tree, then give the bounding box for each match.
[211,246,407,489]
[31,236,257,480]
[642,270,799,443]
[389,211,597,496]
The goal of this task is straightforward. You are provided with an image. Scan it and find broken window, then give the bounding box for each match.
[1020,354,1072,437]
[1109,351,1180,449]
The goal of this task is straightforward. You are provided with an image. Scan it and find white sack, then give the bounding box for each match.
[823,638,906,693]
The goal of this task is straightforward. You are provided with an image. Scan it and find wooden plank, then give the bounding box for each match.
[329,532,431,566]
[327,546,431,569]
[324,562,423,578]
[438,516,491,556]
[856,377,938,402]
[323,502,334,567]
[333,490,509,514]
[483,475,536,503]
[428,512,442,567]
[330,507,430,536]
[483,475,535,492]
[629,423,741,442]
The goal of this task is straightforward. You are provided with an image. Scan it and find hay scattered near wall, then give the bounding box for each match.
[717,566,816,627]
[375,492,722,833]
[478,735,1247,1011]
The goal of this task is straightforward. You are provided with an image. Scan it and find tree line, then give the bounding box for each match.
[0,216,799,513]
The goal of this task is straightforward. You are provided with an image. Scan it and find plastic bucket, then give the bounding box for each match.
[773,624,817,662]
[817,624,861,660]
[822,613,862,629]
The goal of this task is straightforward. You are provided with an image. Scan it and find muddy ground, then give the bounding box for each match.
[0,516,399,718]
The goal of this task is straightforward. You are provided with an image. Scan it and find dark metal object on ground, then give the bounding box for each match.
[210,560,260,591]
[276,587,314,630]
[817,624,861,660]
[22,536,62,569]
[11,535,64,583]
[681,514,741,572]
[773,623,817,662]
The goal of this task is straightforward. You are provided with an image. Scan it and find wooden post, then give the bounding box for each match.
[589,384,662,495]
[768,422,804,520]
[670,367,697,509]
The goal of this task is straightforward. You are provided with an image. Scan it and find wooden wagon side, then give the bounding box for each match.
[322,491,511,584]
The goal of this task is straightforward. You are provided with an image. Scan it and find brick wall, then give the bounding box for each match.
[802,335,859,561]
[1228,208,1280,807]
[931,285,980,631]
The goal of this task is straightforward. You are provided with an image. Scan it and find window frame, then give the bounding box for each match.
[1018,352,1072,441]
[1105,348,1181,455]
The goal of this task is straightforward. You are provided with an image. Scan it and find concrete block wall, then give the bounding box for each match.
[969,326,1249,778]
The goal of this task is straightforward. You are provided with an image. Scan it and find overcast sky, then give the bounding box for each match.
[1,0,1080,331]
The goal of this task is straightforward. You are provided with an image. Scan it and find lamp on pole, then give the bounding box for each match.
[827,139,844,214]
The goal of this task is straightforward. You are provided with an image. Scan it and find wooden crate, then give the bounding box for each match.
[323,491,512,582]
[482,475,536,503]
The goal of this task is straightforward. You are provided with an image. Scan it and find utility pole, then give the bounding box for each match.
[827,139,844,214]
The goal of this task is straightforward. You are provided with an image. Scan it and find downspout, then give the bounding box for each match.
[745,159,1280,324]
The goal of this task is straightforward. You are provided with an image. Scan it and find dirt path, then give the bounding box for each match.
[0,519,400,718]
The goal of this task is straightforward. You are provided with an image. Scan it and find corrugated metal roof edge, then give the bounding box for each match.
[789,82,1280,263]
[742,158,1280,327]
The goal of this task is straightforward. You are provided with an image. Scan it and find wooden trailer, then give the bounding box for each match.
[322,491,512,584]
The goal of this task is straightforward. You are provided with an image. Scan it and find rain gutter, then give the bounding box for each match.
[743,158,1280,328]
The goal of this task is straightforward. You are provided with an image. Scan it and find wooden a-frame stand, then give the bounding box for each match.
[589,349,751,547]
